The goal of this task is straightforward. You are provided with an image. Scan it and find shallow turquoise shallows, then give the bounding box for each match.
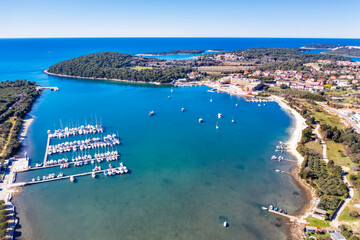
[1,38,358,240]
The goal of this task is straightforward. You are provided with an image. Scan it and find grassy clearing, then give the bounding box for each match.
[306,216,330,228]
[339,207,360,221]
[326,140,351,167]
[0,117,16,157]
[131,66,153,70]
[313,110,343,129]
[305,140,323,157]
[196,65,250,73]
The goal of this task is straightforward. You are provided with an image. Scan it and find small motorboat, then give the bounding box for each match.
[149,111,154,116]
[199,118,204,123]
[92,172,96,178]
[223,221,228,227]
[181,108,185,112]
[218,113,222,118]
[70,176,75,182]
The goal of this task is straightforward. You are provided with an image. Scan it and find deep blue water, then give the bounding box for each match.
[0,38,358,240]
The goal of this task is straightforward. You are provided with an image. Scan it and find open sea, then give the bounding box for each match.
[0,38,359,240]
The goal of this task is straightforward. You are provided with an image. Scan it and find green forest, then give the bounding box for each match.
[47,52,192,83]
[0,80,41,161]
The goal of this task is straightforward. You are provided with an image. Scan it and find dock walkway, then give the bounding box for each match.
[36,86,59,91]
[9,169,109,188]
[43,135,51,165]
[268,209,299,222]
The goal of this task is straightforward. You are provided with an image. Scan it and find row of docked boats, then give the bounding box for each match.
[271,155,284,161]
[44,157,68,166]
[47,134,120,155]
[32,172,64,182]
[48,125,104,139]
[103,163,128,176]
[268,205,288,215]
[246,98,269,103]
[275,141,286,152]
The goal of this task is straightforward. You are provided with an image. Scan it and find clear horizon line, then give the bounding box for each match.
[1,36,360,40]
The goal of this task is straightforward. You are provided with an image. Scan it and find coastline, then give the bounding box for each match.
[43,70,168,86]
[197,82,316,239]
[271,96,322,239]
[19,118,34,143]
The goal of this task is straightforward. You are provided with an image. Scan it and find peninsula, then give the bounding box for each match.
[323,46,360,58]
[46,52,192,84]
[302,44,343,49]
[46,48,350,84]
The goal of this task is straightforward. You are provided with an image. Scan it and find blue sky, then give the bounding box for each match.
[1,0,359,38]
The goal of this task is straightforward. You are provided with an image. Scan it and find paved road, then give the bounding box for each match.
[314,123,354,228]
[317,102,360,134]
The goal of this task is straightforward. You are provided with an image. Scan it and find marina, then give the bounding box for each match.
[10,123,128,189]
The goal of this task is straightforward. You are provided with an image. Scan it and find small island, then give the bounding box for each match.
[137,49,205,56]
[302,44,342,49]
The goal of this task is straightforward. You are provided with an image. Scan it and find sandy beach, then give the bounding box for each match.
[271,96,307,166]
[271,95,324,239]
[19,118,34,142]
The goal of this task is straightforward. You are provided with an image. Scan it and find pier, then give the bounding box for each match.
[43,134,51,165]
[14,153,120,173]
[9,168,117,188]
[268,209,297,222]
[37,86,59,91]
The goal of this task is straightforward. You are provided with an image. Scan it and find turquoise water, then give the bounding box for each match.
[1,38,358,240]
[15,81,304,240]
